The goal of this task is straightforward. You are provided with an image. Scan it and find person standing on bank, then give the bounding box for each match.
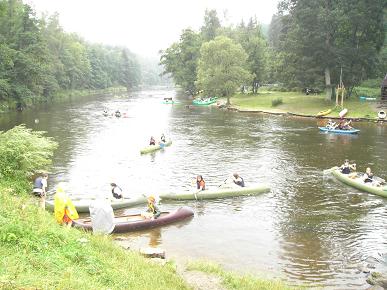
[32,173,48,209]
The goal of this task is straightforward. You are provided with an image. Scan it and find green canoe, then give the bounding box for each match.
[159,183,270,200]
[140,140,172,154]
[332,169,387,198]
[192,97,217,106]
[45,195,147,213]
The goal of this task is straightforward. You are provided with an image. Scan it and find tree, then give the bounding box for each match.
[200,9,221,42]
[196,36,252,105]
[160,29,201,94]
[277,0,385,99]
[236,17,268,93]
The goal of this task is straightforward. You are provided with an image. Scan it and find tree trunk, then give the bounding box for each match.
[325,67,332,101]
[226,96,230,106]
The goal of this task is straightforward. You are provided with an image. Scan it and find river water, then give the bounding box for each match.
[1,88,386,289]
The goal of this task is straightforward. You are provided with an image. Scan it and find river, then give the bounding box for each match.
[1,88,386,289]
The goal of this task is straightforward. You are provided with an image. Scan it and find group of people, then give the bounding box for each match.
[195,173,245,191]
[326,119,353,130]
[102,109,123,118]
[32,170,247,224]
[149,133,166,146]
[340,159,384,186]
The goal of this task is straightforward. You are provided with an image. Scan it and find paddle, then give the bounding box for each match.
[218,178,229,188]
[323,166,339,175]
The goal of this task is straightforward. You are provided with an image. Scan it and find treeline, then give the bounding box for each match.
[0,0,141,107]
[161,1,386,101]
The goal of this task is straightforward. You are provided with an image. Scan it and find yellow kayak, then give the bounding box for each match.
[316,109,332,117]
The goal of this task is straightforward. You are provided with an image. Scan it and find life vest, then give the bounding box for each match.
[234,177,245,187]
[364,173,373,183]
[112,186,123,199]
[341,166,350,174]
[33,177,43,189]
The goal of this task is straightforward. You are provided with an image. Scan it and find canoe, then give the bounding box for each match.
[159,183,270,200]
[332,169,387,198]
[192,97,217,106]
[72,206,194,233]
[162,100,179,104]
[140,140,172,154]
[339,108,348,118]
[378,110,386,119]
[316,109,332,117]
[45,195,147,213]
[318,127,360,134]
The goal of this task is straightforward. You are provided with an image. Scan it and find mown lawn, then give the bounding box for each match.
[229,90,379,119]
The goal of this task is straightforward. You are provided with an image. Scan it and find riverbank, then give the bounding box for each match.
[0,182,300,290]
[0,86,128,113]
[0,181,189,289]
[225,91,384,121]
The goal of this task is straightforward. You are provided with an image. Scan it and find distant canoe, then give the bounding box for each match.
[316,109,332,117]
[318,127,360,134]
[73,206,194,233]
[192,97,217,106]
[140,140,172,154]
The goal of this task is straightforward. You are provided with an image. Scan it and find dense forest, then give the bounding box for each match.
[161,1,387,101]
[0,0,142,107]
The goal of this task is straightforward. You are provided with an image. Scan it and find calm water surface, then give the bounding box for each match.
[1,89,386,289]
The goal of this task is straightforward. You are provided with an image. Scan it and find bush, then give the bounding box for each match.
[359,78,382,88]
[271,98,283,107]
[353,86,380,98]
[0,125,57,180]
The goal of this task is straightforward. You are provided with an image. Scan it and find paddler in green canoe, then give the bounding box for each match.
[232,173,245,187]
[196,175,206,191]
[340,159,356,176]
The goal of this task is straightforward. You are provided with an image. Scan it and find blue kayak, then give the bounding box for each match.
[318,127,360,134]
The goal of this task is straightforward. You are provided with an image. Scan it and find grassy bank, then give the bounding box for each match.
[229,90,379,119]
[187,261,302,290]
[0,180,188,290]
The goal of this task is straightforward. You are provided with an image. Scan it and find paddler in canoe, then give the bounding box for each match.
[142,195,161,219]
[363,167,385,186]
[110,183,123,199]
[340,159,356,176]
[196,175,206,191]
[149,136,156,145]
[160,133,166,143]
[232,173,245,187]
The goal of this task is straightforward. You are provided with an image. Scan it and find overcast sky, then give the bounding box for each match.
[26,0,279,58]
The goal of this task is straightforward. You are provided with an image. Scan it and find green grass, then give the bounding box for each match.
[229,90,378,119]
[187,260,302,290]
[0,180,188,290]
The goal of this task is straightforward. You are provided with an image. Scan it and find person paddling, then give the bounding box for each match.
[110,183,123,199]
[143,195,161,219]
[363,167,374,183]
[149,136,156,146]
[196,175,206,191]
[340,159,356,175]
[160,133,166,143]
[232,173,245,187]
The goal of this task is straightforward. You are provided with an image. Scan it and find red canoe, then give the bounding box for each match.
[73,206,194,233]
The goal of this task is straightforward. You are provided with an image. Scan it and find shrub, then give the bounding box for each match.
[0,125,57,180]
[271,98,283,107]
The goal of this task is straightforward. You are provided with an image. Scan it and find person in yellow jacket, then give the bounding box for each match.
[54,183,79,227]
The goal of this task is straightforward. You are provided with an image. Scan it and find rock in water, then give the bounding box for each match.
[140,247,166,259]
